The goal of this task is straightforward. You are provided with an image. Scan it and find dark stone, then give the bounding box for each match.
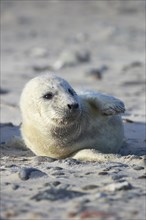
[4,182,11,185]
[18,167,46,180]
[123,191,142,200]
[58,184,70,189]
[108,163,128,168]
[103,167,111,171]
[0,88,9,95]
[86,65,108,80]
[33,64,51,72]
[32,156,57,163]
[0,123,14,127]
[122,61,143,71]
[132,165,144,170]
[12,184,19,190]
[5,164,17,168]
[60,158,82,166]
[104,181,133,191]
[138,173,146,179]
[43,183,52,187]
[85,172,94,175]
[111,174,127,181]
[46,166,52,170]
[51,171,65,176]
[51,181,61,187]
[52,167,63,171]
[82,185,98,190]
[76,50,90,62]
[124,118,134,123]
[31,188,85,201]
[98,171,108,175]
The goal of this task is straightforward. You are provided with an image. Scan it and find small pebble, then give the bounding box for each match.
[75,49,90,62]
[79,210,114,219]
[132,165,144,170]
[31,188,85,201]
[33,64,51,72]
[5,164,17,168]
[53,49,90,70]
[108,163,128,168]
[124,155,141,160]
[0,168,6,171]
[104,181,133,192]
[85,172,94,175]
[61,158,82,166]
[111,168,122,173]
[95,192,108,199]
[3,210,17,218]
[0,88,9,94]
[51,181,61,187]
[44,182,64,188]
[51,171,65,176]
[4,182,11,185]
[43,182,52,187]
[32,156,56,164]
[103,167,111,171]
[123,191,142,199]
[124,118,134,123]
[86,65,108,80]
[138,173,146,179]
[0,123,14,127]
[52,167,63,171]
[122,61,143,71]
[18,167,46,180]
[28,47,48,58]
[98,171,108,175]
[111,174,127,181]
[57,184,70,189]
[12,184,19,190]
[82,185,98,190]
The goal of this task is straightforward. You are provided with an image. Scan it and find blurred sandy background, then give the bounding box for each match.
[1,1,146,220]
[1,0,145,124]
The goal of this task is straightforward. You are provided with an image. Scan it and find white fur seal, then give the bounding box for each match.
[20,73,125,161]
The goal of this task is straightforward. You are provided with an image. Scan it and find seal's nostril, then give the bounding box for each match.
[68,104,72,110]
[67,103,79,110]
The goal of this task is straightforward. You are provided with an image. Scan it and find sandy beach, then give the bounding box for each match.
[1,1,146,220]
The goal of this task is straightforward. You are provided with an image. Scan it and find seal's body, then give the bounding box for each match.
[20,73,125,160]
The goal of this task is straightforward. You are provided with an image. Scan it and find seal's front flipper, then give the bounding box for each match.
[79,91,125,116]
[72,149,120,162]
[100,96,125,116]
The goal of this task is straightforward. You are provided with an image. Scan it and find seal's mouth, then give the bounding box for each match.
[52,108,82,125]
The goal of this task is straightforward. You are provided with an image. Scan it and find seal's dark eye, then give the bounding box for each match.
[43,93,53,100]
[68,88,74,96]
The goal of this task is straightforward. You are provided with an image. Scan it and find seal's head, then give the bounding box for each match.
[20,73,81,126]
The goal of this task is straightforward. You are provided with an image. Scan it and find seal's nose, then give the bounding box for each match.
[67,103,79,110]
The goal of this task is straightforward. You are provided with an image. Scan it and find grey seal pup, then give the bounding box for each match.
[20,73,125,161]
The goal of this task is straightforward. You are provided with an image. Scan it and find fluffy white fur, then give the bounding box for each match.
[20,73,125,161]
